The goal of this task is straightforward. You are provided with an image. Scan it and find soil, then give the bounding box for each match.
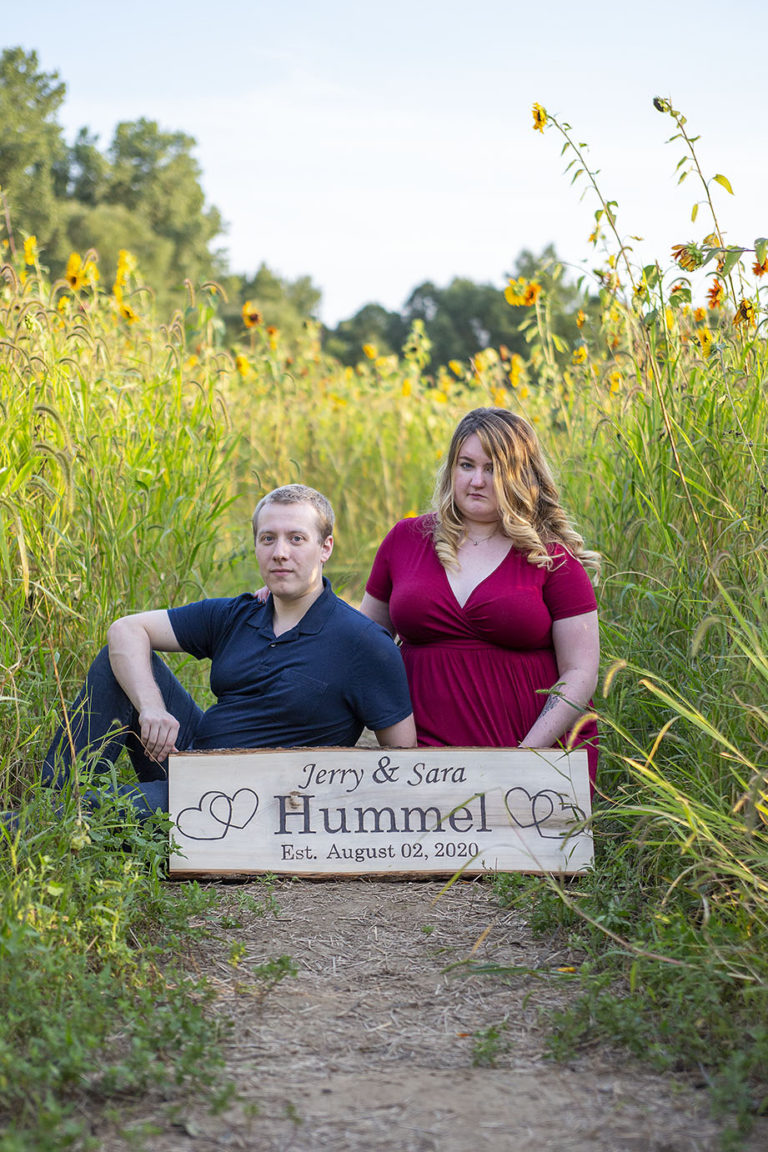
[92,876,768,1152]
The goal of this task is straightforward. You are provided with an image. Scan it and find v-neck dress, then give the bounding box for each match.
[366,515,599,782]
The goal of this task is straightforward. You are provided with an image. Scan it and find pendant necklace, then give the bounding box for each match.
[464,528,498,546]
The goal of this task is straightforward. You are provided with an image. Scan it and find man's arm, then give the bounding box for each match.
[375,715,417,748]
[106,610,184,763]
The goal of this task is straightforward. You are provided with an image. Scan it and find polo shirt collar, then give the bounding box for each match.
[258,576,336,639]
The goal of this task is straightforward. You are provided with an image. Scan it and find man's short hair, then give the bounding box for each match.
[252,484,334,543]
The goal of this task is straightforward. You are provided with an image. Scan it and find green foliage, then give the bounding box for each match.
[323,245,592,376]
[324,301,407,365]
[0,49,67,248]
[1,81,768,1143]
[0,798,228,1149]
[479,100,768,1141]
[0,265,236,798]
[223,262,323,346]
[104,118,224,287]
[0,49,224,312]
[471,1022,510,1067]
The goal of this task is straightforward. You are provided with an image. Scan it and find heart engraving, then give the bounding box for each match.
[176,788,260,841]
[504,787,579,839]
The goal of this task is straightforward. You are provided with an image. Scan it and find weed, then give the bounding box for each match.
[471,1022,510,1067]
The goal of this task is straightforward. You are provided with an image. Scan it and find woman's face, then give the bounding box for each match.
[452,433,500,523]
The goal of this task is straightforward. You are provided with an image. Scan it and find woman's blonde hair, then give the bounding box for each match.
[431,408,600,575]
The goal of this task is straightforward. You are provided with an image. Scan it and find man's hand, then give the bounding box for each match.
[138,705,180,763]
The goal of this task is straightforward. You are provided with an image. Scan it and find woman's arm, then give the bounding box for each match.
[359,591,395,637]
[520,610,599,749]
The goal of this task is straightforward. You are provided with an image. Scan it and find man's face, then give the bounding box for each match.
[254,501,333,602]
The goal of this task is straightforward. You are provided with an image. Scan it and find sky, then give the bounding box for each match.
[5,0,766,325]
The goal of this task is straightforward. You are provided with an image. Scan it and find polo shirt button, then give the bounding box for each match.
[270,643,276,647]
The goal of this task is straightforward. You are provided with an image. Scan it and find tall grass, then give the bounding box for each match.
[489,102,768,1145]
[0,265,241,1146]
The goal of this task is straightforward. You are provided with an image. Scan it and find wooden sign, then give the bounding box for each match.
[168,747,593,878]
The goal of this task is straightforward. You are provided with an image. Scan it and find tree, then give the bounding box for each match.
[65,127,108,206]
[0,48,67,251]
[402,277,526,367]
[224,263,323,345]
[63,201,173,292]
[104,118,224,287]
[323,303,407,365]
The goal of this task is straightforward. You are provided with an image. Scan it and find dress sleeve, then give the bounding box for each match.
[542,548,598,621]
[365,523,398,602]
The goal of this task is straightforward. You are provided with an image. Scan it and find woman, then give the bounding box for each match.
[360,408,600,785]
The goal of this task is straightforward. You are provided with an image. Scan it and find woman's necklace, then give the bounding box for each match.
[463,527,499,546]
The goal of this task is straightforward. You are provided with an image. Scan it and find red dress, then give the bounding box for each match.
[366,515,599,783]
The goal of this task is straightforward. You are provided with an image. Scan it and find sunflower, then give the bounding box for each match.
[119,302,139,324]
[752,258,768,278]
[65,252,85,291]
[706,279,725,309]
[733,299,756,328]
[576,309,586,328]
[523,282,541,306]
[504,277,527,307]
[242,300,262,328]
[671,243,702,272]
[532,103,547,132]
[696,327,713,355]
[23,235,38,265]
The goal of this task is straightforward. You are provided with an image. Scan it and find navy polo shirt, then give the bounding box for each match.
[167,578,412,749]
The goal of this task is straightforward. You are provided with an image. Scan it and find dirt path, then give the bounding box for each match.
[96,878,767,1151]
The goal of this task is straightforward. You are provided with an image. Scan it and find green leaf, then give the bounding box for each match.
[691,202,699,223]
[720,247,745,277]
[643,265,659,289]
[670,288,691,306]
[755,237,768,265]
[551,333,566,353]
[713,173,734,194]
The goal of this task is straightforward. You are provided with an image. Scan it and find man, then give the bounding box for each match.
[43,485,416,818]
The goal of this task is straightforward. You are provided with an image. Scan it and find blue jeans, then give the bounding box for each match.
[42,647,204,820]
